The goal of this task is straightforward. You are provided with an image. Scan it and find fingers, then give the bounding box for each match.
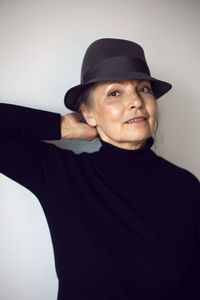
[74,112,86,123]
[61,112,98,140]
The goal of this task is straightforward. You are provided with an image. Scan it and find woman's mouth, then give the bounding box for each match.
[125,116,147,124]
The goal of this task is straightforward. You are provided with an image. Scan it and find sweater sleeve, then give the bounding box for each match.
[0,103,62,196]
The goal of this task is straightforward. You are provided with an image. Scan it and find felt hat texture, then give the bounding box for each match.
[64,38,172,111]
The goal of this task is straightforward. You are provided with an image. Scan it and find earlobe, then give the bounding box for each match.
[80,104,97,127]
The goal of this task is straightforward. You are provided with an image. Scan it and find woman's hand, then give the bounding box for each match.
[61,112,98,141]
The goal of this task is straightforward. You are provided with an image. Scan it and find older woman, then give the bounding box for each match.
[0,38,199,300]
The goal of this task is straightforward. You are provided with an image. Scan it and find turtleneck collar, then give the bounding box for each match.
[97,137,156,167]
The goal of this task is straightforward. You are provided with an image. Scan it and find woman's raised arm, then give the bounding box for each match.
[0,103,98,197]
[0,103,61,140]
[0,103,67,197]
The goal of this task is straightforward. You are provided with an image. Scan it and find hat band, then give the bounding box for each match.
[82,56,150,83]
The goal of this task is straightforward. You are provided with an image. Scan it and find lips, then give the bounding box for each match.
[125,116,147,123]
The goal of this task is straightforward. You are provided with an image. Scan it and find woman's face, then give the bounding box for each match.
[81,80,157,150]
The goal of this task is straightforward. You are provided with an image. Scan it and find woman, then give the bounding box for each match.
[0,38,199,300]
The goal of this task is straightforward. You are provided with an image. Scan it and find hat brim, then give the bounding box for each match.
[64,72,172,111]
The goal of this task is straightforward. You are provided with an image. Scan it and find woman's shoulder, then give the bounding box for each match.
[154,153,199,185]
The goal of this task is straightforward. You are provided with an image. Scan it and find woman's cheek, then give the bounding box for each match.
[105,103,123,121]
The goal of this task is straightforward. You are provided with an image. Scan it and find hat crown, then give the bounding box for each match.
[81,38,147,83]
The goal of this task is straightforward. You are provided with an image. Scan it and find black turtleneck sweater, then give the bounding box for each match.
[0,103,200,300]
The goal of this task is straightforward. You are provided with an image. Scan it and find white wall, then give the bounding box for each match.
[0,0,199,299]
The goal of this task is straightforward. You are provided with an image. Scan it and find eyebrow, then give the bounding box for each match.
[104,80,151,91]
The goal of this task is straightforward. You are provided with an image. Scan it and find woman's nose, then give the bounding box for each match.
[127,92,144,110]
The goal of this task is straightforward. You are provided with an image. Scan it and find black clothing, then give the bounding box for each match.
[0,103,200,300]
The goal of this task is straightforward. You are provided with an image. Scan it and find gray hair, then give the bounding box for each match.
[77,84,97,112]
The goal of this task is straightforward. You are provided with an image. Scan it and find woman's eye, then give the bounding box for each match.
[139,86,151,93]
[109,90,120,97]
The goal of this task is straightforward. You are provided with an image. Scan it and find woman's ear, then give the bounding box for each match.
[80,104,97,127]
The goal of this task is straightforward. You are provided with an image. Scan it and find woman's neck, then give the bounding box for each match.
[99,137,148,150]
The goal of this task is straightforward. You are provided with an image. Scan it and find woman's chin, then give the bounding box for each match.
[98,129,152,149]
[121,132,151,144]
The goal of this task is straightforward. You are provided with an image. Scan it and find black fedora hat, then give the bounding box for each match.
[64,38,172,111]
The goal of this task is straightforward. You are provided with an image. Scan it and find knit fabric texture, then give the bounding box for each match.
[0,103,200,300]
